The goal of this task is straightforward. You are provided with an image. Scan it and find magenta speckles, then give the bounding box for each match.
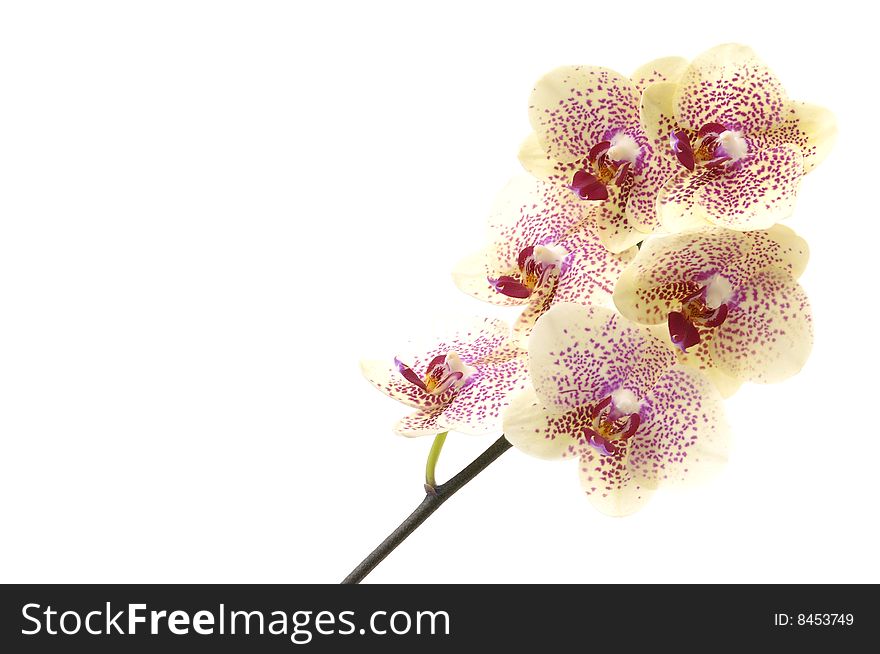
[503,303,728,516]
[613,226,813,385]
[361,317,530,437]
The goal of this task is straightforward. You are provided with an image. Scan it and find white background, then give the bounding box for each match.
[1,1,877,584]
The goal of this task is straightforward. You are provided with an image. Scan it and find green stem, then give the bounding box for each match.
[424,431,448,492]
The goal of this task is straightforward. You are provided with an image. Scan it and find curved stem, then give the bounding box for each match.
[341,435,512,584]
[424,431,448,491]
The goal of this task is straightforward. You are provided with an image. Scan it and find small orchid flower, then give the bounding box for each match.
[641,44,837,232]
[518,57,689,253]
[453,177,635,341]
[504,303,728,516]
[361,317,529,437]
[613,226,812,390]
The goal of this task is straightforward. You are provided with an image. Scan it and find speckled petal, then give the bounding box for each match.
[674,44,787,134]
[631,56,689,94]
[503,387,576,460]
[710,268,812,383]
[614,226,809,326]
[517,132,578,184]
[529,303,675,410]
[628,365,729,487]
[451,249,530,307]
[579,444,655,517]
[553,225,637,304]
[511,279,557,345]
[613,228,752,325]
[756,101,837,173]
[590,189,647,254]
[454,177,593,304]
[658,144,804,231]
[394,409,446,438]
[362,317,512,412]
[361,359,441,410]
[529,66,639,164]
[437,347,530,435]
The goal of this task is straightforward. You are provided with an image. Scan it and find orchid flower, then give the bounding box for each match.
[518,57,689,253]
[361,317,529,437]
[504,303,728,516]
[641,44,837,232]
[612,226,811,392]
[452,177,635,340]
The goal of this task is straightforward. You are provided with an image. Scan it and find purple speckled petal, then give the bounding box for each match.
[658,144,804,232]
[710,268,813,383]
[503,386,577,460]
[631,56,689,95]
[394,408,446,438]
[587,186,647,254]
[754,101,837,173]
[453,178,590,304]
[578,442,655,517]
[552,224,636,305]
[528,303,675,410]
[528,66,639,164]
[629,364,729,486]
[674,44,787,135]
[437,346,530,435]
[614,226,808,326]
[361,317,523,429]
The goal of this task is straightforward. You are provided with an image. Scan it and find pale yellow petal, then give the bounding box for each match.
[529,66,639,164]
[631,56,689,94]
[503,386,575,460]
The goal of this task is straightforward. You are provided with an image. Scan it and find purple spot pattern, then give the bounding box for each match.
[711,268,812,383]
[659,144,804,230]
[457,179,634,334]
[362,318,529,436]
[639,45,832,230]
[519,305,726,514]
[525,65,684,248]
[614,227,812,383]
[530,305,675,411]
[755,101,836,172]
[674,44,787,134]
[529,66,639,163]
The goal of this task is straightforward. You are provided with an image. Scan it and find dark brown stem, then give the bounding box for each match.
[340,435,512,584]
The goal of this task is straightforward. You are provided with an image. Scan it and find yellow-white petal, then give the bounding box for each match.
[631,56,689,94]
[503,386,575,460]
[579,445,655,517]
[674,43,787,134]
[758,101,837,173]
[657,144,804,232]
[710,268,813,384]
[528,303,675,410]
[529,66,639,164]
[628,365,729,487]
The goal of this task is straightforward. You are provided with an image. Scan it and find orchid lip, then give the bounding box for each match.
[580,394,642,457]
[569,132,640,201]
[666,278,733,353]
[489,244,564,299]
[669,123,749,172]
[395,352,475,396]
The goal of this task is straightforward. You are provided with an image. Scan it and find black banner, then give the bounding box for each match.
[0,584,874,652]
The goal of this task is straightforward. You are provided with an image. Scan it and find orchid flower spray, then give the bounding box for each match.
[345,43,834,583]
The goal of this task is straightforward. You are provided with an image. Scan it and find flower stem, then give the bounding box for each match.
[340,435,512,584]
[423,431,448,492]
